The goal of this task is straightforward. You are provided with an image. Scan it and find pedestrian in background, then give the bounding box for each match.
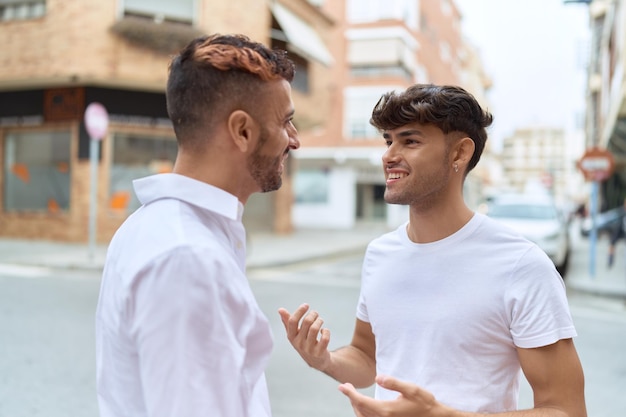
[95,34,299,417]
[279,84,586,417]
[607,197,626,268]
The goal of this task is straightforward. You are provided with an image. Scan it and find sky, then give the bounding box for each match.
[454,0,591,152]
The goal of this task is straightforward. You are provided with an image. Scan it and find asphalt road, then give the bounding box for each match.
[0,254,625,417]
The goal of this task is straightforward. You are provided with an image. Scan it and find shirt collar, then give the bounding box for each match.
[133,173,243,221]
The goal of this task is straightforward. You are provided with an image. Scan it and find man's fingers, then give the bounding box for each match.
[376,375,420,398]
[277,308,291,327]
[338,383,376,417]
[316,328,331,351]
[306,314,323,340]
[281,303,309,335]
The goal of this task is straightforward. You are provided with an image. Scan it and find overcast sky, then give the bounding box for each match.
[454,0,591,151]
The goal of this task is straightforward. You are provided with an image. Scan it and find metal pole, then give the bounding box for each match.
[589,180,598,279]
[88,138,99,262]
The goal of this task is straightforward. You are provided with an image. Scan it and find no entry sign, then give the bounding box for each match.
[577,147,615,182]
[84,102,109,140]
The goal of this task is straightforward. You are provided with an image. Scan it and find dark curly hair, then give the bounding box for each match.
[166,34,295,150]
[370,84,493,173]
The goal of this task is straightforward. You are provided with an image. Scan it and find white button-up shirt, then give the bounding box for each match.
[96,173,273,417]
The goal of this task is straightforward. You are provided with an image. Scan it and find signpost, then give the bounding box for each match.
[577,147,615,278]
[84,102,109,262]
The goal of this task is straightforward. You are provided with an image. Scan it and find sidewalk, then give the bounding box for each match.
[0,222,624,299]
[0,223,389,272]
[566,227,626,299]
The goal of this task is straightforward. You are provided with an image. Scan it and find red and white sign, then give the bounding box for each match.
[84,102,109,140]
[577,147,615,182]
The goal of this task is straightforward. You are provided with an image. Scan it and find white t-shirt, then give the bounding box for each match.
[357,213,576,413]
[96,173,273,417]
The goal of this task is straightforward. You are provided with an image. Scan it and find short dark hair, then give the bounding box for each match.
[370,84,493,173]
[166,34,295,150]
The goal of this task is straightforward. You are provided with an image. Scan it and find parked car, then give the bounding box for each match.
[486,194,571,276]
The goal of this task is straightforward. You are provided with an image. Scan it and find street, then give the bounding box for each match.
[0,249,625,417]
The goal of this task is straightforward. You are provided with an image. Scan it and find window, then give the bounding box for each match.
[294,169,329,204]
[346,28,418,81]
[0,0,45,21]
[291,54,310,93]
[122,0,193,24]
[344,87,391,140]
[109,132,177,214]
[4,130,70,213]
[347,0,418,29]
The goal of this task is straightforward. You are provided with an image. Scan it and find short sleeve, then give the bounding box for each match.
[506,246,577,349]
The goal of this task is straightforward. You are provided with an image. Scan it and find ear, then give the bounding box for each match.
[452,136,475,169]
[228,110,258,153]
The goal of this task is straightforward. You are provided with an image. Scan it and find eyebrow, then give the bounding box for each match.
[382,129,423,139]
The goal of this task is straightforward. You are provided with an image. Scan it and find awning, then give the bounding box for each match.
[271,3,334,67]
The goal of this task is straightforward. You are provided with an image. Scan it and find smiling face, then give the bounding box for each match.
[247,79,299,193]
[382,123,453,209]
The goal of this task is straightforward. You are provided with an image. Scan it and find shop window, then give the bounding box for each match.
[3,130,71,213]
[0,0,45,21]
[294,169,329,204]
[110,132,177,214]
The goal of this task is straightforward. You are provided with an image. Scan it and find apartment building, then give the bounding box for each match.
[500,127,571,200]
[291,0,492,229]
[0,0,335,241]
[585,0,626,210]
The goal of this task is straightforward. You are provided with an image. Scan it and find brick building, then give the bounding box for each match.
[291,0,492,229]
[0,0,491,241]
[0,0,335,241]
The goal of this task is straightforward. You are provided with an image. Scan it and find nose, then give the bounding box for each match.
[288,123,300,150]
[382,143,399,165]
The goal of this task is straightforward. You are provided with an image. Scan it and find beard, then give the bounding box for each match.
[247,129,284,193]
[384,161,450,208]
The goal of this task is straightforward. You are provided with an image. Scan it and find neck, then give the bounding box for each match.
[406,200,474,243]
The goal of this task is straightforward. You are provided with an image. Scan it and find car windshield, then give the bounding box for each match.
[488,203,558,220]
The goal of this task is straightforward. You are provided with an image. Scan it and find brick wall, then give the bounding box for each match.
[0,0,338,241]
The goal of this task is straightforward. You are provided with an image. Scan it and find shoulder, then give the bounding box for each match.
[364,223,406,256]
[106,205,238,282]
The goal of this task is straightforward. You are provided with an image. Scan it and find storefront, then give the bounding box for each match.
[0,86,176,242]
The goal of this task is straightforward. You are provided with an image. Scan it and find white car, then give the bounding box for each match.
[486,195,571,276]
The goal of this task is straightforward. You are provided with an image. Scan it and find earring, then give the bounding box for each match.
[453,163,459,173]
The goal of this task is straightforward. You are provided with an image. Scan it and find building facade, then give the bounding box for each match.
[500,127,571,199]
[0,0,335,241]
[0,0,491,241]
[291,0,492,230]
[585,0,626,210]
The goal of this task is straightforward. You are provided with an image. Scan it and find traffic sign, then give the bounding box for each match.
[84,102,109,140]
[577,147,614,182]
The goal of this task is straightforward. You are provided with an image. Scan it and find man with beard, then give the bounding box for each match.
[279,85,586,417]
[96,34,299,417]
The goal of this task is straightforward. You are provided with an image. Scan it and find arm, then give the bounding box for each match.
[517,338,586,417]
[338,338,587,417]
[279,303,377,387]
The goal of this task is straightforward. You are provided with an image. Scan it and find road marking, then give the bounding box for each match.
[0,263,53,278]
[249,269,361,288]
